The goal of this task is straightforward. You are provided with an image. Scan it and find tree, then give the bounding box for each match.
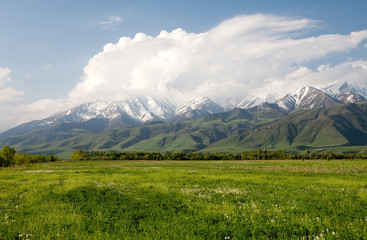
[0,145,16,167]
[70,150,86,161]
[305,149,310,158]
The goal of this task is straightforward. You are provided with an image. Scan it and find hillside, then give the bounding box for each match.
[2,102,367,156]
[2,82,367,140]
[209,102,367,152]
[0,105,285,156]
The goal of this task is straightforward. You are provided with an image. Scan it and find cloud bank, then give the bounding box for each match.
[2,14,367,131]
[69,14,367,105]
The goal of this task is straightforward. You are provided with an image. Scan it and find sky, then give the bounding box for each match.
[0,0,367,131]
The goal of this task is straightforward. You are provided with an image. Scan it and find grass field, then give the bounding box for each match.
[1,160,367,239]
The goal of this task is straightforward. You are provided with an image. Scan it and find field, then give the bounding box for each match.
[1,160,367,239]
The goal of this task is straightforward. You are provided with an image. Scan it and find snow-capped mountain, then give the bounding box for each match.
[2,81,367,138]
[325,82,367,103]
[0,96,223,137]
[0,97,176,137]
[175,97,224,121]
[275,83,367,112]
[276,86,341,112]
[235,94,276,109]
[43,97,176,126]
[237,97,265,109]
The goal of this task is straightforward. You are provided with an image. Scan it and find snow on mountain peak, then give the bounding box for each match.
[176,96,224,120]
[236,97,265,109]
[275,86,342,111]
[7,81,367,135]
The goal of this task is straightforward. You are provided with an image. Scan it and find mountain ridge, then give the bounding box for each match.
[2,101,367,156]
[1,82,367,156]
[2,82,366,138]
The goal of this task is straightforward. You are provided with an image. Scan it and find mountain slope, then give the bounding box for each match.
[3,82,367,139]
[276,86,341,112]
[1,96,225,138]
[2,81,367,156]
[174,97,224,121]
[0,104,284,155]
[3,102,367,156]
[211,101,367,151]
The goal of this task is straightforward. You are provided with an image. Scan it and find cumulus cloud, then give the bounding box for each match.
[69,14,367,105]
[253,61,367,97]
[0,68,23,103]
[0,68,24,131]
[0,67,11,87]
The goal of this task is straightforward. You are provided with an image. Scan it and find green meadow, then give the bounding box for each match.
[1,160,367,239]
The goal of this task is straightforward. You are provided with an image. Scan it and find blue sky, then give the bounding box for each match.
[0,0,367,130]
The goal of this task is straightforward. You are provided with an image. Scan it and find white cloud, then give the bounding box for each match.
[253,61,367,97]
[0,68,23,104]
[0,68,24,131]
[0,87,23,104]
[317,64,330,72]
[69,14,367,105]
[98,16,123,29]
[0,67,11,87]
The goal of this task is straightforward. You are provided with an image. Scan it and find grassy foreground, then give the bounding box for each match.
[1,160,367,239]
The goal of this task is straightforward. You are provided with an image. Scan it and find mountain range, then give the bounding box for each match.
[1,82,367,157]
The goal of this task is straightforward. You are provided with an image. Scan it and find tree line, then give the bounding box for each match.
[70,148,367,161]
[0,145,59,167]
[2,145,366,167]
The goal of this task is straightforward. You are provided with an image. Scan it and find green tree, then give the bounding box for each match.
[70,150,87,161]
[0,145,16,167]
[305,148,310,158]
